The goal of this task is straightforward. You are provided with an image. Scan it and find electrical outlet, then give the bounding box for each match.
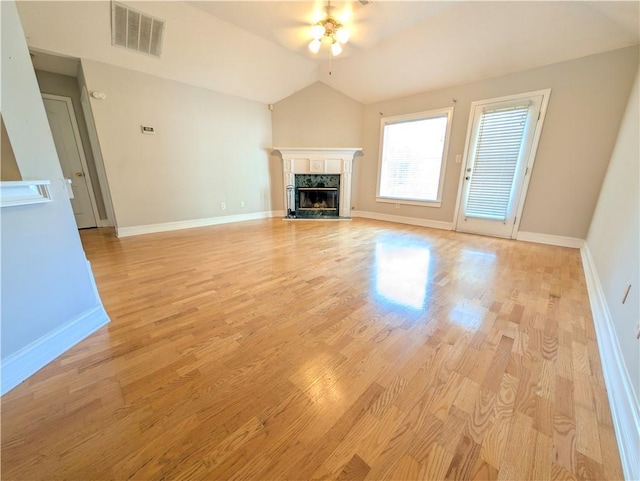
[240,201,245,208]
[395,203,400,209]
[221,202,226,210]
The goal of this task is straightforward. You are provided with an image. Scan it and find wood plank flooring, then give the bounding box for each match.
[1,219,623,480]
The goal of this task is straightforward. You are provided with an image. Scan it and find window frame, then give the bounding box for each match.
[376,107,454,208]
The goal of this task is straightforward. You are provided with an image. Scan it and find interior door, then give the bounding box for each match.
[43,95,97,229]
[456,92,547,238]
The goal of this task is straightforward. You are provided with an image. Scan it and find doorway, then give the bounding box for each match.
[43,94,101,228]
[455,89,551,238]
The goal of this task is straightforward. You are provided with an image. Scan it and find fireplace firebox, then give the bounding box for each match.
[295,174,340,218]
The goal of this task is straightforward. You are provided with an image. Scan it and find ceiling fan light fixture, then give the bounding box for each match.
[311,24,325,40]
[309,38,322,53]
[336,27,349,44]
[308,2,349,57]
[331,41,343,56]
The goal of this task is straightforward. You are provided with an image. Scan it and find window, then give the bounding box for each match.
[377,107,453,206]
[464,103,530,220]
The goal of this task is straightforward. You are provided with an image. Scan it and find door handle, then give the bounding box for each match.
[75,172,84,177]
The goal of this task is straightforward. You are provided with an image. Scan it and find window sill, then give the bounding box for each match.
[376,197,441,208]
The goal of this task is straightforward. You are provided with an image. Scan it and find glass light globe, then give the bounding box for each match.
[309,39,322,54]
[311,24,325,40]
[331,41,342,56]
[336,28,350,44]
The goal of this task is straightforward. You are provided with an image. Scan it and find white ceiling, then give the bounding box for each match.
[189,1,639,104]
[21,1,639,105]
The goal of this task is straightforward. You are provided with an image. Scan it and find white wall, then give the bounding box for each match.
[357,47,639,239]
[1,0,108,394]
[587,66,639,403]
[16,1,316,104]
[81,59,273,231]
[582,67,639,480]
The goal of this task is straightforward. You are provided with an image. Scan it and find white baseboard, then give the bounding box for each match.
[581,244,640,481]
[1,305,110,395]
[116,211,279,237]
[352,210,453,231]
[516,231,584,248]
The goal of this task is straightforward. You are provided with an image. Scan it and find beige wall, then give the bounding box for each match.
[1,115,21,180]
[586,67,639,402]
[270,81,364,210]
[81,59,273,229]
[357,46,639,238]
[272,82,364,148]
[35,69,107,218]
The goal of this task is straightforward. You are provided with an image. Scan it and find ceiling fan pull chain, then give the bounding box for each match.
[329,48,333,75]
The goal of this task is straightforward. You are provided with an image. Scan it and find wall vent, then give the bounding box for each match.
[111,1,165,58]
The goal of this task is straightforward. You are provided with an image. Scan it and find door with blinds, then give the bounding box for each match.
[456,90,550,238]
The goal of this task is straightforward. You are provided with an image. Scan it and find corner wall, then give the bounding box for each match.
[582,67,639,481]
[1,0,109,394]
[271,81,364,211]
[81,59,274,233]
[357,46,639,239]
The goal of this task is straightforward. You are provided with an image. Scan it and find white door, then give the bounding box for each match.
[455,90,550,238]
[43,95,98,229]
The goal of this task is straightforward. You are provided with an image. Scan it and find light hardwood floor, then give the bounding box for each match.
[1,219,623,480]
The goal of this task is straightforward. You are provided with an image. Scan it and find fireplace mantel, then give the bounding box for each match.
[273,148,362,218]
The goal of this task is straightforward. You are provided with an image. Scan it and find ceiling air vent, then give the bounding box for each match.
[111,1,165,58]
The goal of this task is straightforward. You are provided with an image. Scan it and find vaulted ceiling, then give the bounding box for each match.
[22,1,640,105]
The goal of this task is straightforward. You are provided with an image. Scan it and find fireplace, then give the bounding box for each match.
[295,174,339,218]
[274,148,362,219]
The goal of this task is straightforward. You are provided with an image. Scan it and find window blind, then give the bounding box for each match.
[464,105,529,220]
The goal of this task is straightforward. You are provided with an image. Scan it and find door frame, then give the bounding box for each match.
[80,86,116,227]
[452,88,552,238]
[43,93,102,228]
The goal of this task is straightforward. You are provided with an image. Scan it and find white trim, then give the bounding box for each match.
[116,211,278,237]
[273,147,363,154]
[1,305,109,395]
[42,94,102,228]
[80,85,116,227]
[581,244,640,481]
[515,231,584,248]
[0,180,52,207]
[376,107,454,206]
[352,210,453,231]
[375,197,442,208]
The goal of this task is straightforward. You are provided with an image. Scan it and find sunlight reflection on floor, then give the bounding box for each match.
[374,239,431,310]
